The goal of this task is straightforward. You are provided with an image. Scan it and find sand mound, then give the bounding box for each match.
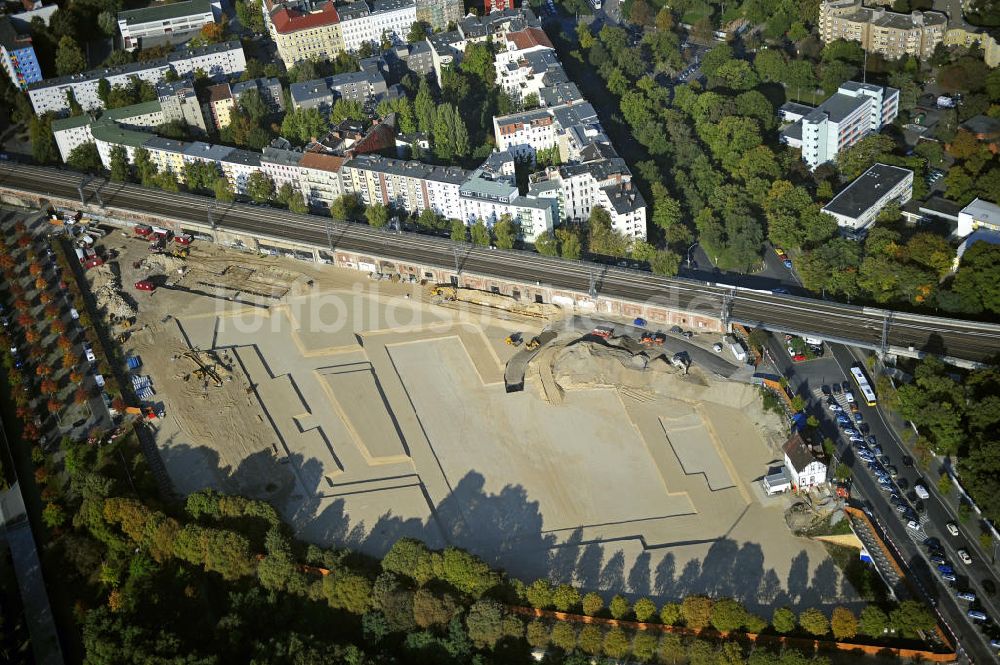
[89,264,137,321]
[137,254,186,275]
[551,341,761,409]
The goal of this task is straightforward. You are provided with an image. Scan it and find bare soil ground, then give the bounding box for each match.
[95,232,858,612]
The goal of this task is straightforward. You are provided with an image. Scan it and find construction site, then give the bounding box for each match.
[84,229,861,613]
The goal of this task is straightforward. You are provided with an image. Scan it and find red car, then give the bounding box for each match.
[591,326,614,339]
[792,353,807,362]
[134,224,153,238]
[174,234,192,245]
[135,280,155,292]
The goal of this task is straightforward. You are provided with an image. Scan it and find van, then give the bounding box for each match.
[803,336,822,346]
[729,341,748,363]
[914,484,930,500]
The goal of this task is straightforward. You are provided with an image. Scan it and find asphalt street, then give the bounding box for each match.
[766,332,1000,663]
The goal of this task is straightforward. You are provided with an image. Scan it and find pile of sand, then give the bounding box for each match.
[437,287,563,319]
[550,341,762,410]
[137,254,186,275]
[89,265,137,321]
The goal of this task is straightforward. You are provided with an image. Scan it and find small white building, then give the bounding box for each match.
[821,163,913,236]
[782,432,827,491]
[955,197,1000,239]
[117,0,220,51]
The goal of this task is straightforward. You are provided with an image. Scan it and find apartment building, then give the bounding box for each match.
[157,79,208,135]
[818,0,946,61]
[27,41,245,115]
[232,77,284,112]
[0,16,42,90]
[530,157,645,238]
[493,100,601,161]
[261,146,307,191]
[426,8,537,83]
[289,70,388,112]
[494,29,565,106]
[780,81,899,169]
[145,137,190,178]
[117,0,220,51]
[486,0,516,12]
[415,0,463,31]
[338,0,415,52]
[263,0,345,64]
[299,151,346,209]
[51,100,166,162]
[342,153,468,220]
[219,149,263,195]
[821,163,913,235]
[458,167,557,242]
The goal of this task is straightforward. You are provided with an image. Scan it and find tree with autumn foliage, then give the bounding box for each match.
[25,329,40,344]
[17,236,31,248]
[62,353,76,370]
[52,319,66,334]
[36,364,53,377]
[17,313,33,328]
[58,336,74,352]
[69,370,83,384]
[35,277,48,291]
[48,398,62,414]
[40,378,58,395]
[74,387,90,405]
[22,422,40,441]
[29,263,42,277]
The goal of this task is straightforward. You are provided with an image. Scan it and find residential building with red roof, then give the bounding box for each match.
[263,0,345,64]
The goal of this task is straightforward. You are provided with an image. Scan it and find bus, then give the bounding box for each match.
[850,365,877,406]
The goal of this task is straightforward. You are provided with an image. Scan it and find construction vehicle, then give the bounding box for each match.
[431,285,456,299]
[171,246,189,258]
[671,352,691,375]
[505,333,523,346]
[525,336,541,350]
[591,326,614,339]
[182,350,223,387]
[640,332,666,345]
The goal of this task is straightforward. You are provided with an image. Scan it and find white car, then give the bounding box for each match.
[906,520,921,531]
[712,343,723,352]
[69,308,79,320]
[946,522,960,536]
[83,344,96,363]
[828,403,843,412]
[958,549,972,565]
[844,390,855,403]
[915,484,930,500]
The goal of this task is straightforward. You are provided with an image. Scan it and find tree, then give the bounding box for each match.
[534,231,558,256]
[450,219,467,242]
[798,607,829,636]
[836,134,896,180]
[412,588,459,629]
[67,142,103,174]
[470,219,490,247]
[632,630,658,662]
[382,537,436,585]
[609,594,630,620]
[660,602,682,625]
[550,622,577,651]
[465,599,504,648]
[831,606,858,639]
[109,145,130,182]
[198,22,225,44]
[710,598,749,632]
[436,547,498,597]
[525,579,554,609]
[890,600,936,637]
[365,203,390,229]
[650,250,681,276]
[493,215,517,250]
[55,36,87,76]
[603,627,630,659]
[331,98,365,125]
[633,597,658,623]
[323,569,372,614]
[415,79,436,134]
[582,591,604,616]
[214,177,235,202]
[42,502,66,528]
[246,172,274,203]
[682,595,713,629]
[331,194,363,222]
[526,620,550,648]
[773,608,798,635]
[29,115,57,164]
[236,0,266,33]
[577,625,603,655]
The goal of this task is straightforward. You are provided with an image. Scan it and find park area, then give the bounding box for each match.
[93,231,860,613]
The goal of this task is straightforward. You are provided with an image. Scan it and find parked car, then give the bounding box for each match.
[938,564,954,575]
[915,484,930,500]
[906,520,922,531]
[957,591,977,602]
[83,344,96,363]
[712,343,723,352]
[969,610,989,622]
[942,572,957,582]
[958,549,973,565]
[829,403,843,412]
[947,522,960,536]
[844,390,856,404]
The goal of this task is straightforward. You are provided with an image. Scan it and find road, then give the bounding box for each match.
[2,162,1000,364]
[766,335,1000,663]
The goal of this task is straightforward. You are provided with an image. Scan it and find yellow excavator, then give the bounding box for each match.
[525,336,541,350]
[504,333,522,346]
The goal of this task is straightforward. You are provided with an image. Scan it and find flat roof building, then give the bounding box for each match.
[821,163,913,235]
[117,0,220,51]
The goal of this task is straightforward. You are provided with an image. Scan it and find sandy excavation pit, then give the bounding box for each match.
[99,235,859,611]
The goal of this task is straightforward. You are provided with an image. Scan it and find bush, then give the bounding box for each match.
[582,591,604,616]
[798,607,830,636]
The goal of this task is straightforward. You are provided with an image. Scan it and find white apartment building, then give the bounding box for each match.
[219,149,263,195]
[299,151,346,209]
[821,163,913,235]
[339,0,415,53]
[531,157,646,239]
[50,100,165,162]
[458,168,557,242]
[261,146,306,192]
[780,81,899,169]
[118,0,220,51]
[493,101,602,162]
[818,0,946,61]
[341,154,468,221]
[28,41,245,115]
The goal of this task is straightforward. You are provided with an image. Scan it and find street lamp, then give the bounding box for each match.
[687,242,698,268]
